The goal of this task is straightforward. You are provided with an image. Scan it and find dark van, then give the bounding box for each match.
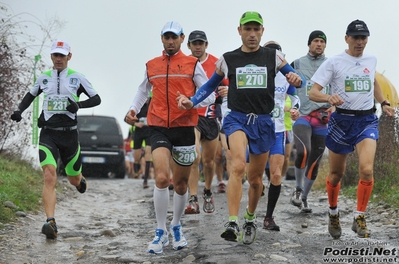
[76,115,126,178]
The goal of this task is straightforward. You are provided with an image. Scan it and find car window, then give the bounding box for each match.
[78,117,119,135]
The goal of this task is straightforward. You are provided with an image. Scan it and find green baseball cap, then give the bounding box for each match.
[240,11,263,25]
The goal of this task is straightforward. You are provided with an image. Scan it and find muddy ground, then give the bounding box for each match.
[0,176,398,264]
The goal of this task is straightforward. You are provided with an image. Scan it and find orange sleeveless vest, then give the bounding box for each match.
[146,51,199,128]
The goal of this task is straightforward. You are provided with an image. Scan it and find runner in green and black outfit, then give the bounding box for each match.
[10,40,101,239]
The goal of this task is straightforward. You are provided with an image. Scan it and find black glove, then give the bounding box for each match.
[11,110,22,122]
[66,98,79,113]
[214,95,223,104]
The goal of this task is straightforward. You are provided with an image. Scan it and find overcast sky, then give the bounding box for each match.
[6,0,399,138]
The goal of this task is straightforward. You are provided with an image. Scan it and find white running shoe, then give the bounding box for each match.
[241,217,257,245]
[170,224,187,250]
[147,229,169,254]
[290,188,302,207]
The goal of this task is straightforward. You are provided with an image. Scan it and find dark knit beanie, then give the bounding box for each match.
[308,30,327,45]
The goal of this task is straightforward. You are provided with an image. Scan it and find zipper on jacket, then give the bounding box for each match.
[57,73,60,95]
[166,56,170,127]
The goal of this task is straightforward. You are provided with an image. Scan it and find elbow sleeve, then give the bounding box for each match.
[191,72,224,106]
[279,64,306,88]
[79,94,101,108]
[18,92,36,112]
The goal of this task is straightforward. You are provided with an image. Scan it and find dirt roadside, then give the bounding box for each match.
[0,177,398,264]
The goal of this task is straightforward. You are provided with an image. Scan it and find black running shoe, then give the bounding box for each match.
[221,221,240,242]
[263,216,280,231]
[41,218,58,239]
[76,176,87,194]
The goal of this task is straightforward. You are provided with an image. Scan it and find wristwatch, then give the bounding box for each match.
[381,100,391,107]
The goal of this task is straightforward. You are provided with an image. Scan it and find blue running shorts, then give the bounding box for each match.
[269,131,286,156]
[223,111,275,155]
[326,112,379,154]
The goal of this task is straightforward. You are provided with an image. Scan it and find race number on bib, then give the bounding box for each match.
[236,66,267,89]
[306,80,329,96]
[46,95,69,113]
[272,103,283,119]
[172,145,197,166]
[345,77,371,93]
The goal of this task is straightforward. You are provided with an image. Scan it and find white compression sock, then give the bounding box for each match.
[170,190,188,227]
[153,186,169,231]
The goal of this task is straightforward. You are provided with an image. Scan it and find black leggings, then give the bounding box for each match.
[293,124,326,180]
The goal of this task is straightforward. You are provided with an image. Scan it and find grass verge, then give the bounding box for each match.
[0,154,43,224]
[314,158,399,208]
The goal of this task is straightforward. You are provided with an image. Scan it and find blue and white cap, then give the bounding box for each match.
[161,21,183,36]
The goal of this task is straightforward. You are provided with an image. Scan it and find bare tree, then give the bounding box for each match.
[0,3,65,159]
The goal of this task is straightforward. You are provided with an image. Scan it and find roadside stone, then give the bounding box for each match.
[182,254,196,262]
[283,243,302,249]
[100,229,116,237]
[15,211,26,217]
[383,204,391,209]
[381,212,389,217]
[270,254,288,261]
[3,201,17,209]
[100,254,120,260]
[107,246,118,250]
[254,253,266,259]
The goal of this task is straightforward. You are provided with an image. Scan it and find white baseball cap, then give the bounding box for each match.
[50,40,71,55]
[161,21,183,36]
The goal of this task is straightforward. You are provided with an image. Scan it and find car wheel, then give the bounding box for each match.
[115,163,126,179]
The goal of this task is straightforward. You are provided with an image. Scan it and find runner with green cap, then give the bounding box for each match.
[239,11,263,25]
[177,11,305,245]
